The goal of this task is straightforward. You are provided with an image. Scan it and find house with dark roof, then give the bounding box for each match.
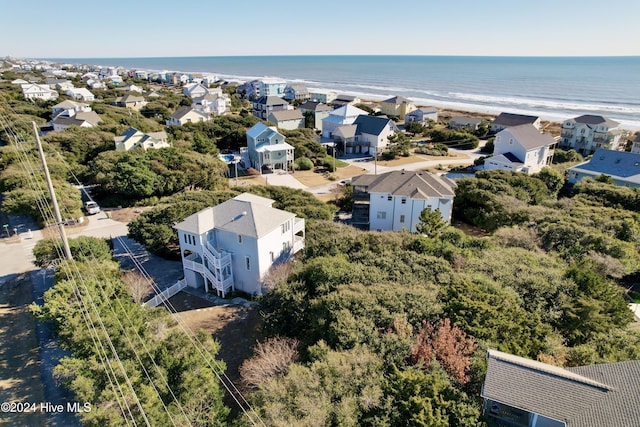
[567,148,640,188]
[350,170,457,232]
[174,193,305,296]
[322,105,369,138]
[482,349,640,427]
[491,112,541,133]
[380,96,416,120]
[252,95,290,120]
[485,124,555,174]
[335,115,398,155]
[331,94,361,108]
[267,109,305,130]
[559,114,624,155]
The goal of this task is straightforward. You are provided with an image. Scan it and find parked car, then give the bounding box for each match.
[84,201,101,215]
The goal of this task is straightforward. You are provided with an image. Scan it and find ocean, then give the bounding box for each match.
[47,55,640,129]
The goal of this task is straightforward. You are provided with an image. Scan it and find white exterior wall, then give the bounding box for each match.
[256,218,295,281]
[215,229,261,295]
[369,193,453,232]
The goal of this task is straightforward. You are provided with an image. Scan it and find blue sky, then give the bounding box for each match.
[4,0,639,58]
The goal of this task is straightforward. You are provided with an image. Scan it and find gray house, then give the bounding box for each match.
[482,349,640,427]
[405,107,438,125]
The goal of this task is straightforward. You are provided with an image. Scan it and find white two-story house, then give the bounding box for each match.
[351,170,457,232]
[558,114,624,155]
[485,124,555,175]
[174,193,305,296]
[244,123,295,173]
[334,115,398,155]
[21,83,58,101]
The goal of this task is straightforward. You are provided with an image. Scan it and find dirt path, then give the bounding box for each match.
[0,274,46,426]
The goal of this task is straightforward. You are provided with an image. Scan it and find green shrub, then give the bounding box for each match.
[295,157,314,171]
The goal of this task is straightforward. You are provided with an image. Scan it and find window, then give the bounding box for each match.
[377,211,386,219]
[387,195,392,201]
[270,251,274,262]
[400,215,405,223]
[245,257,250,270]
[238,234,243,243]
[401,198,407,204]
[281,221,290,234]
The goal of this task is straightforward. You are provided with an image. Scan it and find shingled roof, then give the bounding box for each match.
[573,114,619,128]
[493,112,539,127]
[501,124,555,150]
[483,349,640,427]
[175,194,295,239]
[352,170,456,199]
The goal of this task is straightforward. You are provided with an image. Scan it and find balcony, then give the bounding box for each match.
[183,253,204,273]
[293,235,305,254]
[592,135,612,144]
[293,217,305,235]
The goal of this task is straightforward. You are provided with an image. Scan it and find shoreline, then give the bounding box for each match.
[20,57,640,131]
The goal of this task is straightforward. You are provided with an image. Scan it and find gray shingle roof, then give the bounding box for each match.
[573,114,619,128]
[493,112,539,127]
[569,148,640,185]
[483,349,640,427]
[175,193,295,238]
[298,101,332,112]
[501,124,555,150]
[170,105,208,120]
[382,96,412,104]
[352,170,456,199]
[352,115,395,136]
[268,109,304,121]
[254,95,289,106]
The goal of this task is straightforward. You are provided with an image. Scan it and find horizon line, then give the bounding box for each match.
[10,54,640,61]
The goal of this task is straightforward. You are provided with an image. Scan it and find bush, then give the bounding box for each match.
[295,157,314,171]
[553,149,583,164]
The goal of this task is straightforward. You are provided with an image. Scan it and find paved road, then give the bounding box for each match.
[0,212,128,279]
[306,147,485,195]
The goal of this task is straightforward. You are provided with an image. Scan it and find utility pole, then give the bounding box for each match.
[32,122,73,261]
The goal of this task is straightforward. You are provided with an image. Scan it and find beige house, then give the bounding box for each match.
[166,106,211,126]
[267,109,305,130]
[114,127,170,151]
[113,94,147,110]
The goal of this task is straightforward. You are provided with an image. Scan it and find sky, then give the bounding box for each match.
[3,0,640,58]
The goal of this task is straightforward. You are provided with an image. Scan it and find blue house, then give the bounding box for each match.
[567,148,640,188]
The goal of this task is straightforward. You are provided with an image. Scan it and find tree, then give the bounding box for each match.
[535,167,564,197]
[405,121,427,136]
[416,208,446,237]
[240,336,299,389]
[409,318,478,384]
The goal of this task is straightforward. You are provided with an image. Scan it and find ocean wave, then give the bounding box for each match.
[448,92,640,115]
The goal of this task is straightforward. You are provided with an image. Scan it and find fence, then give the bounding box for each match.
[144,278,187,307]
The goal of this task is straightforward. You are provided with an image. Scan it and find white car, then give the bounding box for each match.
[84,201,101,215]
